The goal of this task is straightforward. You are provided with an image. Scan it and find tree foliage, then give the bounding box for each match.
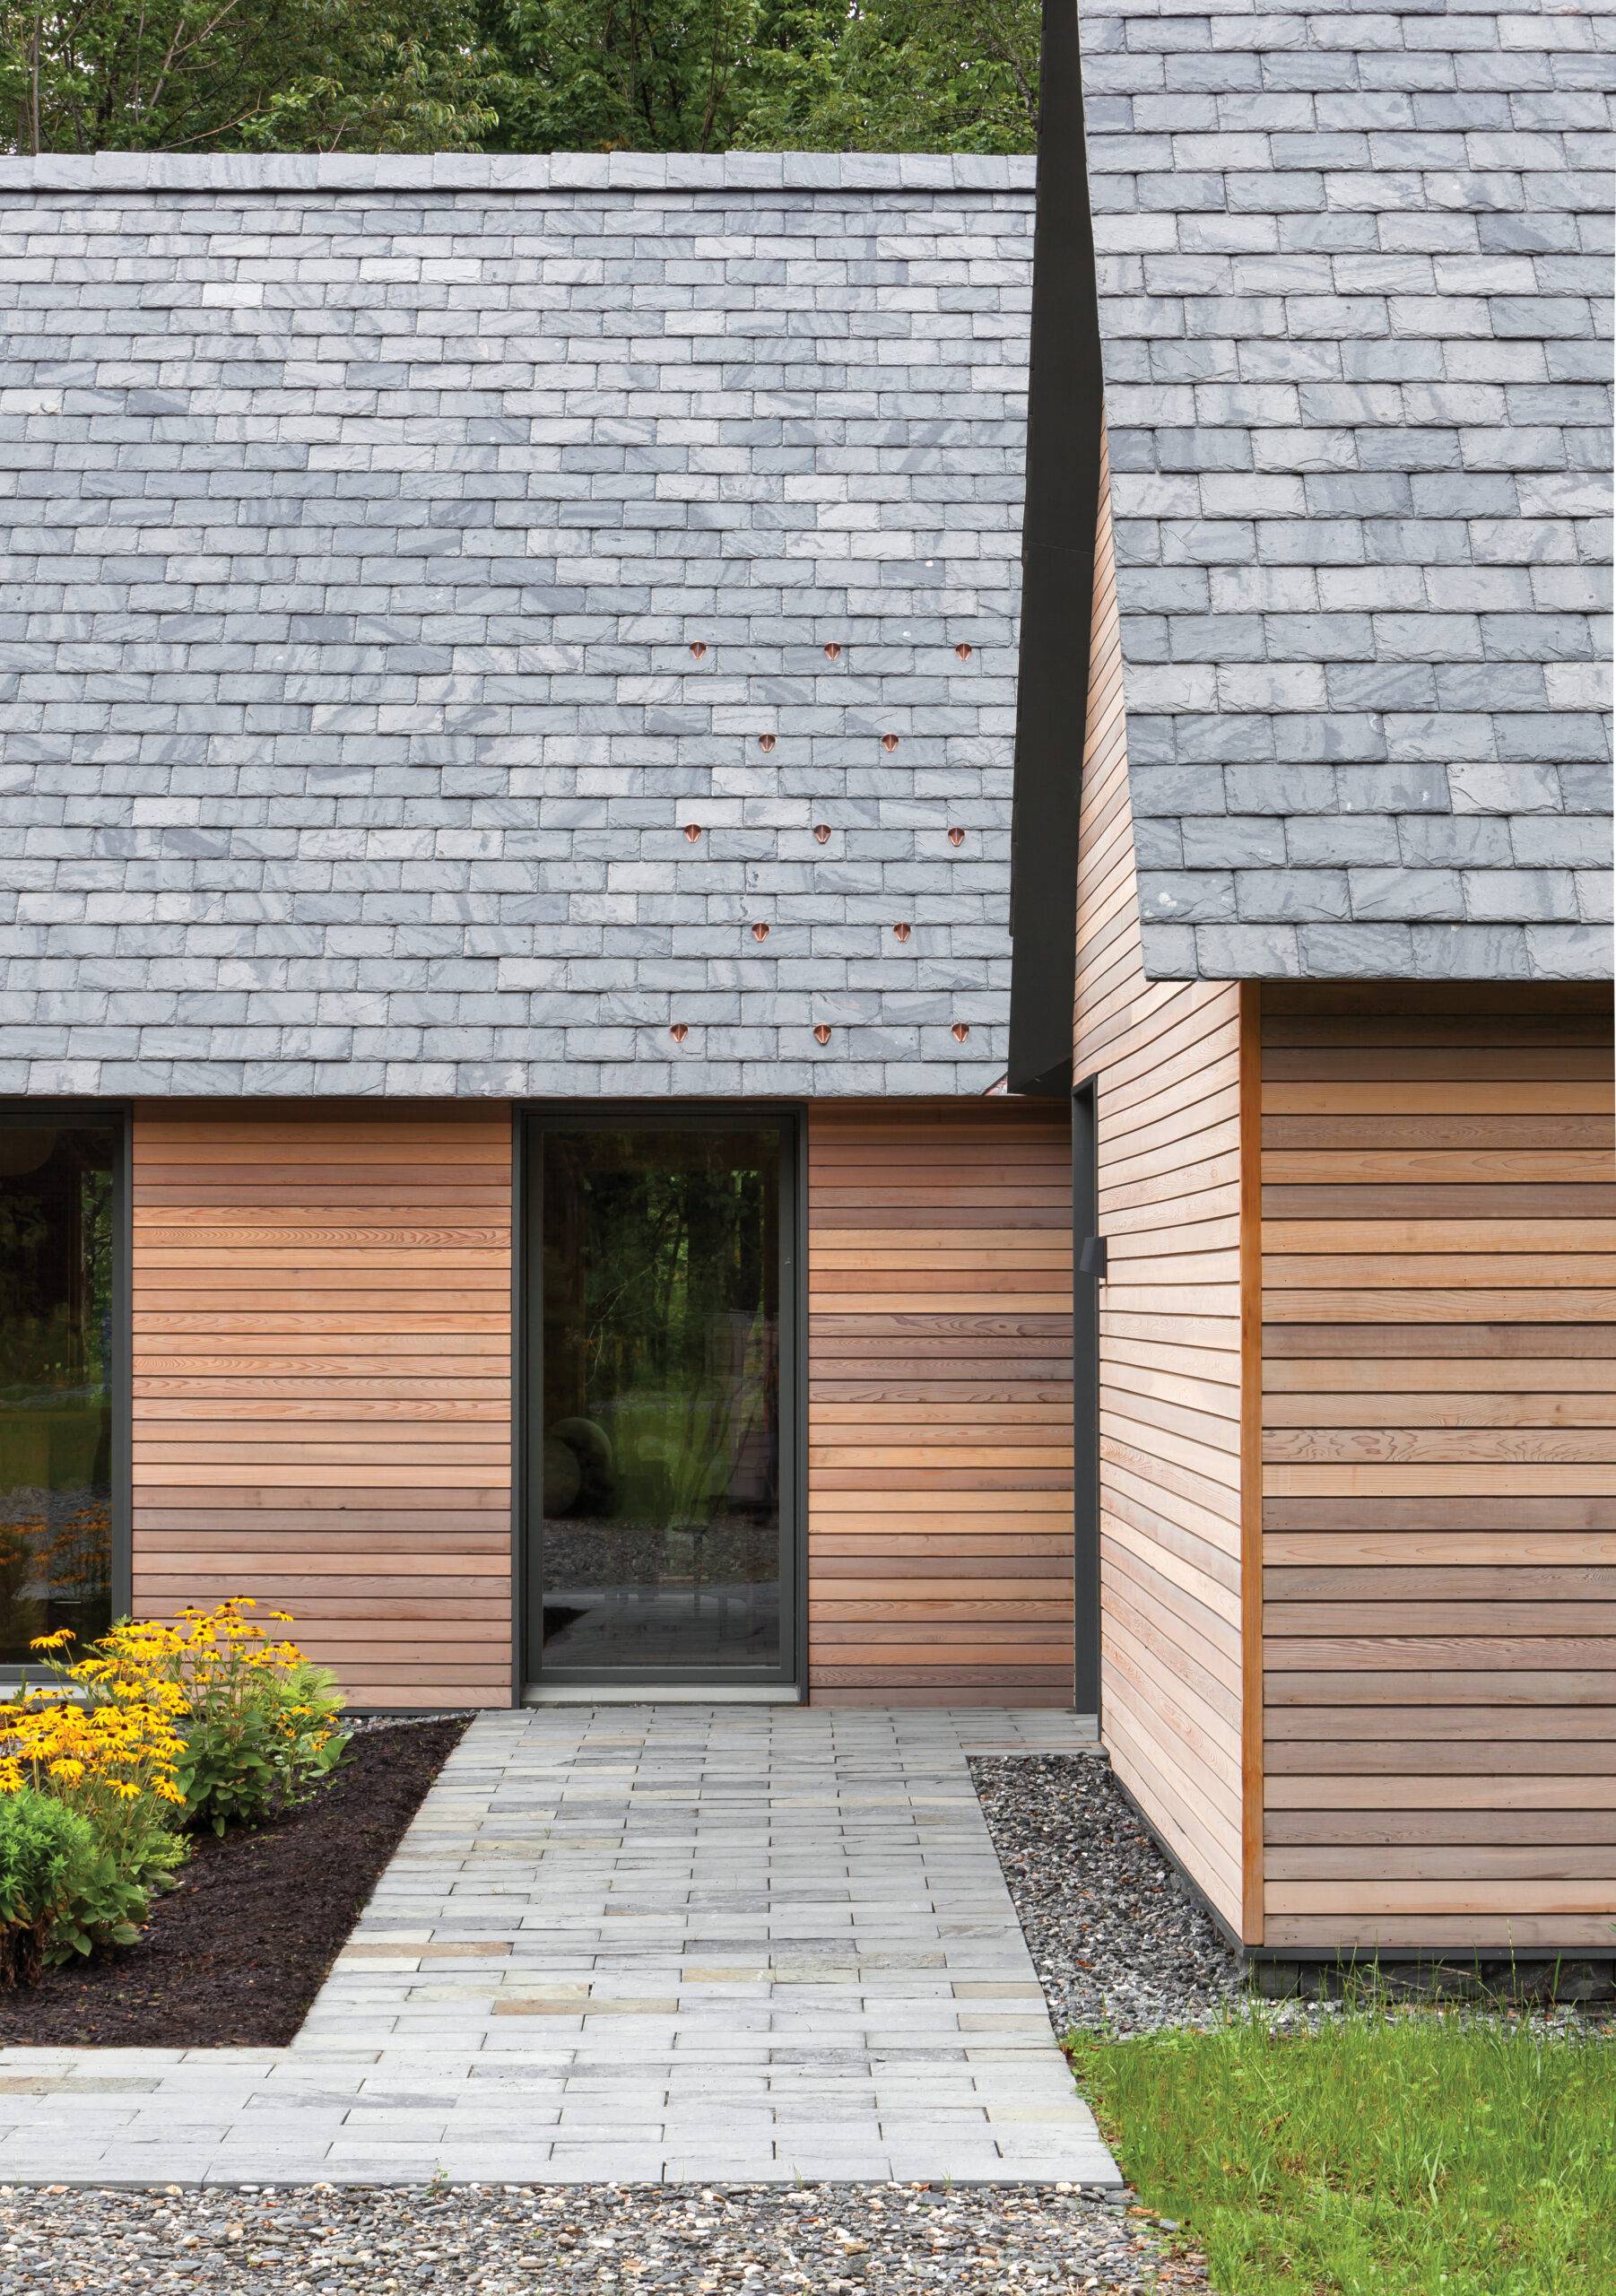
[735,0,1038,154]
[4,0,1040,154]
[478,1,1038,156]
[2,0,497,152]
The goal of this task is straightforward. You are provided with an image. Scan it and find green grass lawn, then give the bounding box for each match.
[1071,2006,1615,2296]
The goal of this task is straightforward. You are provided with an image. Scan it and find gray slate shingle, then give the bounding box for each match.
[0,154,1031,1096]
[3,52,1610,1095]
[1081,0,1614,981]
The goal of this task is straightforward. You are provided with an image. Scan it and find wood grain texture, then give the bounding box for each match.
[806,1100,1074,1705]
[1259,985,1616,1951]
[1073,424,1249,1935]
[131,1101,514,1709]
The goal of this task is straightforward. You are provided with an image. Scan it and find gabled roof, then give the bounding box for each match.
[0,153,1033,1097]
[1081,0,1613,982]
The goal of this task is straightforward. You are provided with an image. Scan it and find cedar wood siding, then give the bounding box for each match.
[130,1101,514,1709]
[1073,430,1255,1935]
[806,1100,1075,1705]
[1261,984,1616,1952]
[130,1097,1073,1711]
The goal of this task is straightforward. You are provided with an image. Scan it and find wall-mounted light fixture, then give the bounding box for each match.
[1078,1236,1108,1279]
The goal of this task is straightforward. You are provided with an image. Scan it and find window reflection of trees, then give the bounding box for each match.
[0,1126,116,1665]
[540,1128,783,1670]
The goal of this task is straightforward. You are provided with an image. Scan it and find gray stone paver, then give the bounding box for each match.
[0,1707,1118,2186]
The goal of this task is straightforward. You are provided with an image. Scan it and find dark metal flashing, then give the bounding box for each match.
[1007,0,1104,1099]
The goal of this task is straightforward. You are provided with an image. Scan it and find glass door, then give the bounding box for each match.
[525,1112,798,1690]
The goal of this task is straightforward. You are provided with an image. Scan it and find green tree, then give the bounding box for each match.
[2,0,498,152]
[734,0,1038,153]
[3,0,1041,155]
[478,0,762,155]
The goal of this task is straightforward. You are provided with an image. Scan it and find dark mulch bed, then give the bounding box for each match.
[0,1715,468,2049]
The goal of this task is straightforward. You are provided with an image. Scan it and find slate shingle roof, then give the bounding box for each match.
[0,153,1033,1097]
[3,35,1611,1108]
[1080,0,1614,981]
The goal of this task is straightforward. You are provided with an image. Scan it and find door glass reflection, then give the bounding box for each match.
[540,1126,782,1673]
[0,1123,117,1667]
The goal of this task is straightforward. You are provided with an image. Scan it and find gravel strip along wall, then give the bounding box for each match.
[971,1756,1242,2038]
[0,2183,1204,2294]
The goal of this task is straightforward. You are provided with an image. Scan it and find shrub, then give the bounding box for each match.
[178,1640,350,1835]
[0,1787,149,1983]
[0,1650,188,1891]
[0,1600,349,1981]
[0,1789,96,1986]
[32,1600,350,1834]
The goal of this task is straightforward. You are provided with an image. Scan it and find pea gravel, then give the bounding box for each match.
[0,2184,1209,2294]
[970,1757,1242,2038]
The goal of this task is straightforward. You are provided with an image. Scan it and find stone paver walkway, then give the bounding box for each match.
[0,1707,1119,2186]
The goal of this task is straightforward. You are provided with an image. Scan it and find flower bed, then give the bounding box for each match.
[2,1599,379,1999]
[0,1715,466,2046]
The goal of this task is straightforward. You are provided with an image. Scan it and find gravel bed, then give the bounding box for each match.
[971,1755,1242,2038]
[0,2183,1207,2294]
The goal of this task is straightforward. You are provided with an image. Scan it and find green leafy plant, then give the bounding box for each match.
[42,1826,152,1966]
[0,1787,94,1985]
[0,1786,151,1981]
[169,1615,351,1835]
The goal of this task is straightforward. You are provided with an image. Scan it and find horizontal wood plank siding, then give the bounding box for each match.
[1261,985,1616,1951]
[806,1100,1074,1706]
[1074,429,1250,1934]
[130,1101,514,1709]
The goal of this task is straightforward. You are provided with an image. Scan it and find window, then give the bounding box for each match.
[0,1117,122,1667]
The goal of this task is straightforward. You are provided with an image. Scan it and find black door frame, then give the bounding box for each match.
[515,1102,805,1700]
[0,1100,132,1678]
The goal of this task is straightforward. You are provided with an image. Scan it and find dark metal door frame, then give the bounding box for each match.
[516,1103,804,1699]
[0,1100,132,1678]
